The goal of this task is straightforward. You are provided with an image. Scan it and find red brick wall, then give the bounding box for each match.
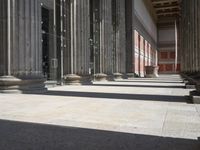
[134,30,158,77]
[144,40,148,66]
[135,31,139,49]
[140,35,145,76]
[170,52,175,59]
[158,51,180,73]
[160,52,168,59]
[148,44,151,66]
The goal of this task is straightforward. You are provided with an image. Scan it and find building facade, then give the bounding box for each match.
[0,0,159,93]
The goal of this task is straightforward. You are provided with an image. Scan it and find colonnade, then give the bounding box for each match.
[60,0,128,83]
[0,0,156,92]
[0,0,46,93]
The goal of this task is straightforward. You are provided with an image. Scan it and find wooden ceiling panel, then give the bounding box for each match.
[151,0,181,20]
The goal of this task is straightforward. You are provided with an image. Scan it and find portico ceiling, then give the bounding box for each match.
[151,0,181,19]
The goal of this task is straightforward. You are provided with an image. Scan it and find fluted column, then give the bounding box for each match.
[99,0,113,78]
[0,0,8,76]
[91,0,113,81]
[198,0,200,72]
[0,0,46,93]
[180,0,187,72]
[194,0,199,72]
[125,0,135,78]
[62,0,91,85]
[181,0,200,94]
[112,0,126,80]
[180,0,200,74]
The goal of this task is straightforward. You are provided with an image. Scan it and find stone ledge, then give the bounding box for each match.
[0,76,47,94]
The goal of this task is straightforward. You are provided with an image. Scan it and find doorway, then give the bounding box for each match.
[42,7,50,79]
[41,6,58,81]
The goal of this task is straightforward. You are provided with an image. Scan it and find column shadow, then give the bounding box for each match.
[115,80,184,84]
[40,90,188,103]
[91,84,185,88]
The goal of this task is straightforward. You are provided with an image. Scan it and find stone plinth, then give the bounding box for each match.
[61,0,91,80]
[113,73,123,80]
[94,73,107,81]
[80,75,93,85]
[126,73,136,79]
[64,74,81,85]
[0,76,47,94]
[145,66,159,78]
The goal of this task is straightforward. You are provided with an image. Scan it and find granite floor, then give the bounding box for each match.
[0,74,199,150]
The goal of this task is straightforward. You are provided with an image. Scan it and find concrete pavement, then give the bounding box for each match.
[0,74,199,149]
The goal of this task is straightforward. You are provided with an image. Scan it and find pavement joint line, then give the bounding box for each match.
[161,102,169,136]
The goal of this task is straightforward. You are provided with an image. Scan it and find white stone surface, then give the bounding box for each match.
[0,75,199,149]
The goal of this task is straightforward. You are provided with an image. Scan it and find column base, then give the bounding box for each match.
[145,66,159,78]
[64,74,81,85]
[189,90,200,104]
[0,76,47,94]
[126,73,136,79]
[94,73,108,81]
[113,73,123,80]
[80,75,93,85]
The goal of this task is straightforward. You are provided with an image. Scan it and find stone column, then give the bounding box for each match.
[198,0,200,72]
[62,0,91,85]
[100,0,113,77]
[181,0,200,98]
[0,0,46,93]
[180,2,188,73]
[194,0,199,73]
[112,0,126,80]
[180,0,188,73]
[125,0,135,78]
[91,0,113,81]
[181,0,200,74]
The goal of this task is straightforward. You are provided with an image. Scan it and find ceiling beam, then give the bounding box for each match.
[152,0,179,5]
[156,8,180,13]
[157,11,179,16]
[155,6,180,11]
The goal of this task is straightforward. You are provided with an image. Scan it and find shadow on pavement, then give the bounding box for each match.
[115,80,184,84]
[0,119,199,150]
[40,90,188,103]
[91,84,185,89]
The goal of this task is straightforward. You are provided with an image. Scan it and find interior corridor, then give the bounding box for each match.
[0,75,199,149]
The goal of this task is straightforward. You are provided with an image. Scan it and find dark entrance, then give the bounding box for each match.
[42,7,50,79]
